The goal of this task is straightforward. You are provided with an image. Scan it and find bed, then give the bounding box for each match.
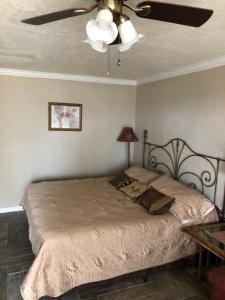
[20,130,225,300]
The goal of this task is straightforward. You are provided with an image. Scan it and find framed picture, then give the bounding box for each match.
[48,102,82,131]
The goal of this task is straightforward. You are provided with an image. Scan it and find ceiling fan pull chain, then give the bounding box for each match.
[117,33,121,67]
[117,49,121,66]
[107,45,111,75]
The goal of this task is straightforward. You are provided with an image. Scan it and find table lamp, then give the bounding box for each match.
[117,127,138,168]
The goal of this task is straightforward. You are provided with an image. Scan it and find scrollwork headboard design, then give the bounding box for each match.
[142,130,225,220]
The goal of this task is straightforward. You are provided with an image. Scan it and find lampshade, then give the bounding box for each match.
[118,19,143,52]
[84,39,107,52]
[86,9,118,45]
[117,127,138,142]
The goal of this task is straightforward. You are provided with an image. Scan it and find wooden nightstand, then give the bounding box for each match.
[182,223,225,279]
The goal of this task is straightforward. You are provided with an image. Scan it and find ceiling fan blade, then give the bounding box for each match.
[136,1,213,27]
[22,5,97,25]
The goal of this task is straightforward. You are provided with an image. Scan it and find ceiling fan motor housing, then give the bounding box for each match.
[98,0,123,15]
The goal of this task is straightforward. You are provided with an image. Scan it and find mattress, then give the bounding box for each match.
[20,177,216,300]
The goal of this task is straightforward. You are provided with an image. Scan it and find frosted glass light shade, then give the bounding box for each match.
[118,20,143,51]
[86,9,118,45]
[84,39,107,52]
[118,43,132,52]
[86,19,118,44]
[96,9,113,28]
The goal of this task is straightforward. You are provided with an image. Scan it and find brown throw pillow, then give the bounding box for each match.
[137,187,175,215]
[109,173,135,189]
[120,181,149,199]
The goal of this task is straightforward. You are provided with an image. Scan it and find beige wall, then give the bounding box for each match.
[2,66,225,210]
[0,76,136,209]
[134,66,225,207]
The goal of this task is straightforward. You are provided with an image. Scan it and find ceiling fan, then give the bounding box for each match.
[22,0,213,71]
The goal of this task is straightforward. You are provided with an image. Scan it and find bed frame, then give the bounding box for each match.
[77,131,225,298]
[142,130,225,220]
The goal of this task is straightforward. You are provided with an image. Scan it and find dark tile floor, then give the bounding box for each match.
[0,212,211,300]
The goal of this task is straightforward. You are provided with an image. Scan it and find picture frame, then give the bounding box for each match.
[48,102,82,131]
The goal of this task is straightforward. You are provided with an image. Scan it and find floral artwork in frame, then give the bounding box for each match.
[48,102,82,131]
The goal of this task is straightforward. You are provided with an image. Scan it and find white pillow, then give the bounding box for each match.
[151,175,218,224]
[125,165,159,184]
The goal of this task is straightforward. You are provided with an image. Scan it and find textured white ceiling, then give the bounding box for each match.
[0,0,225,80]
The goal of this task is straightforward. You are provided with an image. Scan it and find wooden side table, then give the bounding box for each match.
[182,223,225,279]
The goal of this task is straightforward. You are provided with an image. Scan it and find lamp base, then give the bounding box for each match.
[127,142,130,168]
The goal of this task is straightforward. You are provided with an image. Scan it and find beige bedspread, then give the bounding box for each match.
[20,177,217,300]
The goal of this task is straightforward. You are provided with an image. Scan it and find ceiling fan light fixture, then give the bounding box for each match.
[96,8,113,28]
[86,19,118,44]
[86,8,118,44]
[118,43,132,52]
[84,38,107,52]
[118,33,144,52]
[118,17,144,50]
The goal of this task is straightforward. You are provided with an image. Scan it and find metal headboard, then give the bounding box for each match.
[142,130,225,220]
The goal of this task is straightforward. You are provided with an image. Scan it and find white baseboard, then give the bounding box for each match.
[0,206,24,214]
